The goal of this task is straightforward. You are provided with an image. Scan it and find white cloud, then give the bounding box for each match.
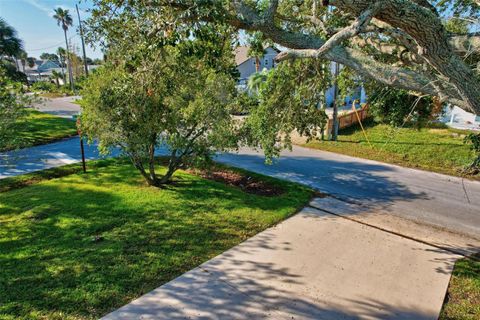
[24,0,55,17]
[24,0,86,19]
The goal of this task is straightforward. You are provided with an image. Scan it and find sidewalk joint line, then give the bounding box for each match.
[307,204,475,259]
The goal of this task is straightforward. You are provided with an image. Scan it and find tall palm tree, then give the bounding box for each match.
[53,8,74,90]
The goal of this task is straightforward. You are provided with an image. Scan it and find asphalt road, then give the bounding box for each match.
[33,95,82,118]
[217,147,480,238]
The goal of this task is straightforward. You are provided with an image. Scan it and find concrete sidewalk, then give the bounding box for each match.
[101,197,467,320]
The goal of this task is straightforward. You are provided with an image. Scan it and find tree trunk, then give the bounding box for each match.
[147,138,160,186]
[12,56,20,72]
[131,156,159,187]
[63,29,75,91]
[255,56,260,72]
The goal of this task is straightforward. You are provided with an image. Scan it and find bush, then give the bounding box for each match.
[464,132,480,174]
[31,81,56,92]
[366,83,440,128]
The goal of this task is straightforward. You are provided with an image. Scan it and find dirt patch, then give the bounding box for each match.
[194,169,284,196]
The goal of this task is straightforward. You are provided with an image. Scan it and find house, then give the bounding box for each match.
[441,105,480,131]
[235,46,280,85]
[15,59,65,83]
[15,59,100,84]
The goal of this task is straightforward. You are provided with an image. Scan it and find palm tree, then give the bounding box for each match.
[0,18,23,72]
[56,47,67,84]
[0,18,23,57]
[51,70,62,88]
[247,32,266,73]
[247,69,268,94]
[19,50,27,73]
[53,8,74,90]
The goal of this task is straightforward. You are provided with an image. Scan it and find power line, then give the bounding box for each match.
[26,35,79,52]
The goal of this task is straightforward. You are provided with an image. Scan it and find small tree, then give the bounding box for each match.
[51,70,62,87]
[80,46,238,186]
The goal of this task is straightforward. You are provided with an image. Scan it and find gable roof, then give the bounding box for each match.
[234,46,280,66]
[234,46,250,65]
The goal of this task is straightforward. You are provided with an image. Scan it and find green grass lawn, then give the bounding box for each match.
[302,120,477,178]
[440,254,480,319]
[0,160,312,320]
[2,108,77,152]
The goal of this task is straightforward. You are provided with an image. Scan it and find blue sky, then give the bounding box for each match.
[0,0,102,59]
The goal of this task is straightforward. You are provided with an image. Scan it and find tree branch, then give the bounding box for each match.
[264,0,278,22]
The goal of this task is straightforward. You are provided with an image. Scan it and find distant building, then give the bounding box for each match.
[15,59,100,83]
[234,46,280,85]
[441,105,480,131]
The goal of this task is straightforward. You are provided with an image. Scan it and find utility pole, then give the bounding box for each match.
[331,61,340,141]
[64,34,75,92]
[76,4,89,77]
[75,3,87,173]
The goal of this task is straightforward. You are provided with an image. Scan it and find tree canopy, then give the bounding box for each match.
[89,0,479,115]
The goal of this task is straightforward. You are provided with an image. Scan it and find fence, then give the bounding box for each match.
[325,104,369,137]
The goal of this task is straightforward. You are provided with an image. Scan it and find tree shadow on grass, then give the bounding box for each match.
[0,165,309,320]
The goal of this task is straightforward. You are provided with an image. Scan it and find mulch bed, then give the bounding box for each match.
[194,168,284,196]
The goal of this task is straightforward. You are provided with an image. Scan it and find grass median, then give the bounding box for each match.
[1,108,77,152]
[302,120,477,178]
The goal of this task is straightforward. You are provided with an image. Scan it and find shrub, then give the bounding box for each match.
[31,81,56,92]
[366,83,440,128]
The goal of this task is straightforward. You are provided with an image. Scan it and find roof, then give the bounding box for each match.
[234,46,280,66]
[234,46,250,66]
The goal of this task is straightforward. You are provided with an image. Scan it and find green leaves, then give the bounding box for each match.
[243,59,329,161]
[0,66,32,151]
[80,36,238,184]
